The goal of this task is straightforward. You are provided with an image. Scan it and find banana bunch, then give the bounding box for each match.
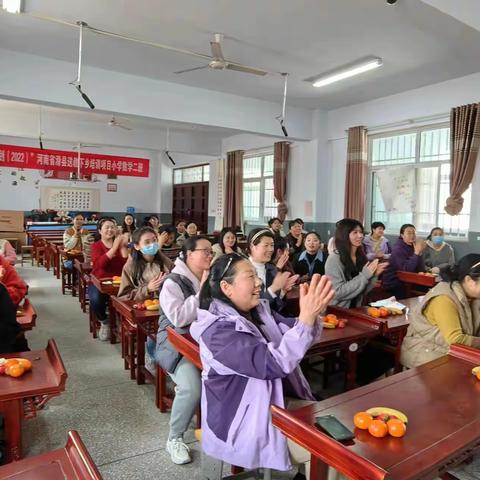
[366,407,408,424]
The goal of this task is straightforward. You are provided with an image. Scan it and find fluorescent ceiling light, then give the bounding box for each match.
[2,0,23,13]
[306,57,383,88]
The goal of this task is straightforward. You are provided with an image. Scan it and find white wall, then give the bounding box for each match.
[325,71,480,229]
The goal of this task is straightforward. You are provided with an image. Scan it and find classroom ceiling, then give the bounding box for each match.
[1,0,480,110]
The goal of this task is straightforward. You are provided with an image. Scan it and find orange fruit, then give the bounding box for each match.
[325,314,338,326]
[367,307,381,318]
[387,419,407,438]
[16,358,32,371]
[476,371,480,381]
[144,299,154,307]
[353,412,373,430]
[7,363,25,378]
[4,359,19,368]
[378,307,389,318]
[152,299,159,305]
[368,419,388,438]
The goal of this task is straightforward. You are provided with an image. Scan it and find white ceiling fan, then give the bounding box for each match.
[108,116,132,131]
[174,34,268,76]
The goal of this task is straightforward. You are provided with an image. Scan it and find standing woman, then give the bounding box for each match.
[268,217,284,242]
[325,218,387,308]
[88,217,129,341]
[152,236,211,465]
[293,231,326,280]
[424,227,455,273]
[363,221,391,261]
[285,219,305,262]
[63,213,90,253]
[382,223,426,299]
[121,213,137,243]
[248,228,298,311]
[118,226,173,302]
[211,227,244,264]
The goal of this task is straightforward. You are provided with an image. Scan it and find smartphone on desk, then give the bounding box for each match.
[315,415,354,442]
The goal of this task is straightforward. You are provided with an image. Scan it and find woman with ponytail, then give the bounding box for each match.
[117,227,173,301]
[191,254,334,473]
[401,254,480,369]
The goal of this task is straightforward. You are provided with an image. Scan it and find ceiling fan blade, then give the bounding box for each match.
[174,65,209,74]
[210,41,224,61]
[226,63,268,76]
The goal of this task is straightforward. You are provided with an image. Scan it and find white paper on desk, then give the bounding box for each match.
[369,297,406,311]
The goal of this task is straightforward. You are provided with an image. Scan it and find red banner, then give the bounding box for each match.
[0,144,149,177]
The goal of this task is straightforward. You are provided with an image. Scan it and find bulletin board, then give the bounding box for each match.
[40,186,100,211]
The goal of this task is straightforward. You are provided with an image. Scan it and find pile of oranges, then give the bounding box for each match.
[0,358,33,378]
[353,411,407,438]
[133,299,160,311]
[366,307,390,318]
[323,314,347,329]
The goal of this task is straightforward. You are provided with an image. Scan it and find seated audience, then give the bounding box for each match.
[63,213,90,253]
[285,219,305,261]
[401,254,480,369]
[191,255,334,473]
[121,213,137,243]
[118,227,173,301]
[268,217,284,241]
[176,222,198,247]
[175,219,187,241]
[424,227,455,273]
[211,227,244,264]
[0,283,28,354]
[151,236,211,465]
[325,218,387,308]
[88,217,129,340]
[363,221,391,261]
[293,231,326,279]
[0,255,28,306]
[0,238,17,265]
[158,224,177,249]
[248,228,298,311]
[272,237,296,276]
[382,223,425,299]
[144,214,160,233]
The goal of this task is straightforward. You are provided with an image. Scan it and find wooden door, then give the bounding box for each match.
[173,182,209,233]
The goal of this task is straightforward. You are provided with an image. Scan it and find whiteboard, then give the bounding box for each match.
[40,186,100,211]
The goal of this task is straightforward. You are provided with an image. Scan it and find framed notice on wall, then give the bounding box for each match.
[40,186,100,211]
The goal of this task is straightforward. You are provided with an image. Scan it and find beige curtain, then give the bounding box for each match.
[445,103,480,215]
[223,150,244,228]
[344,126,368,222]
[273,141,289,221]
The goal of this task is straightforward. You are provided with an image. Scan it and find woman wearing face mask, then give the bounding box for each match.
[382,223,426,300]
[88,217,129,341]
[63,213,90,253]
[121,213,137,243]
[191,254,335,474]
[151,236,211,466]
[424,227,455,274]
[293,231,326,280]
[118,227,173,301]
[211,227,244,264]
[248,228,299,311]
[325,218,387,308]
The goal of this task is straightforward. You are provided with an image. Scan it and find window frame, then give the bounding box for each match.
[242,150,276,223]
[366,123,470,240]
[173,164,210,185]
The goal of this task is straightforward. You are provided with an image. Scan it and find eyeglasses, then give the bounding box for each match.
[194,248,214,257]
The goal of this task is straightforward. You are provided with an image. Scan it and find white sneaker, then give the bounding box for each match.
[98,324,110,341]
[166,437,191,465]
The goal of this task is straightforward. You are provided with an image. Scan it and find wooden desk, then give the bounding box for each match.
[110,297,160,380]
[328,297,423,374]
[89,275,119,342]
[166,326,202,369]
[272,344,480,480]
[397,271,437,297]
[16,298,37,331]
[0,339,67,463]
[0,430,102,479]
[74,259,92,313]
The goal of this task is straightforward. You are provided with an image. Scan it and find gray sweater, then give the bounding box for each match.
[325,252,377,308]
[423,241,455,271]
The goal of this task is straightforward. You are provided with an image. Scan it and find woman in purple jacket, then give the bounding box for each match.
[382,223,426,299]
[190,253,334,472]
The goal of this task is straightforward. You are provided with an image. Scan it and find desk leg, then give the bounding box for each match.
[0,399,22,463]
[129,328,136,380]
[137,328,146,385]
[109,298,117,344]
[345,344,358,391]
[393,330,406,374]
[310,455,329,480]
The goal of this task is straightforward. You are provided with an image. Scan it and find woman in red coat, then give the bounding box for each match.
[0,255,27,306]
[88,217,129,340]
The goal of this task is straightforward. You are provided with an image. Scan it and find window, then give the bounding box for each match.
[243,152,277,222]
[368,126,471,238]
[173,164,209,184]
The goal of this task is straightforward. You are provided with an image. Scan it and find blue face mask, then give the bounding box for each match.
[141,243,159,256]
[432,236,444,245]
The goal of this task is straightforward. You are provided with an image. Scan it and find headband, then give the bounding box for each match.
[249,229,272,244]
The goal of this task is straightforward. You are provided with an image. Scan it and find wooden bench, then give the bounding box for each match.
[0,430,103,479]
[16,298,37,331]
